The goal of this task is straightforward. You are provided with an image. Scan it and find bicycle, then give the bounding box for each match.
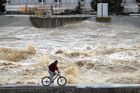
[41,73,67,86]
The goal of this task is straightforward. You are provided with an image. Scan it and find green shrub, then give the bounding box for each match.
[96,17,111,22]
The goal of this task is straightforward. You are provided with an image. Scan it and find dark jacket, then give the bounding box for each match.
[48,63,58,72]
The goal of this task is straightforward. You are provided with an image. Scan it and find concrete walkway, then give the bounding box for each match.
[0,84,140,93]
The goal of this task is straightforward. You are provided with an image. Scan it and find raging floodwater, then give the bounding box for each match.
[0,15,140,85]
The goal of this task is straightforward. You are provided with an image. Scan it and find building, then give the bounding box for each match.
[6,0,92,13]
[7,0,91,6]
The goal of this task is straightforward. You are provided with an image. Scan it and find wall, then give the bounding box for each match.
[30,16,89,28]
[8,0,92,8]
[9,0,39,5]
[0,86,140,93]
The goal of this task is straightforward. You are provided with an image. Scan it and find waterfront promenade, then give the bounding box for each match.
[0,84,140,93]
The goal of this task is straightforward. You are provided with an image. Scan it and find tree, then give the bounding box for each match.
[90,0,124,14]
[136,0,140,3]
[0,0,6,13]
[75,1,82,14]
[136,0,140,7]
[90,0,97,11]
[107,0,124,14]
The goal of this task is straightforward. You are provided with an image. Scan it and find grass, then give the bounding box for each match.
[96,17,111,22]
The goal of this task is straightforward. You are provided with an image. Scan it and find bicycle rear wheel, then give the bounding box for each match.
[41,76,51,86]
[57,76,67,86]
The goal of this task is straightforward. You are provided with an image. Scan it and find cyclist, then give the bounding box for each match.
[48,60,60,83]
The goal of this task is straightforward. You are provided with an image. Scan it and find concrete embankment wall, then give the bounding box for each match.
[30,15,140,28]
[0,86,140,93]
[30,16,89,28]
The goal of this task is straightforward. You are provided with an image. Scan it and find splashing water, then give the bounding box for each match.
[0,16,140,84]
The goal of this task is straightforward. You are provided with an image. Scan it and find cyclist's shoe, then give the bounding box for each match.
[51,81,54,83]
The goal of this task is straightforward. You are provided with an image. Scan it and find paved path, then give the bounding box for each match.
[0,84,140,93]
[1,84,140,88]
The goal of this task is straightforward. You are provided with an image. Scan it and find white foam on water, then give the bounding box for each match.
[0,16,140,84]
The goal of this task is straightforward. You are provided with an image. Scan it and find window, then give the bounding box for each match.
[7,0,11,4]
[39,0,41,3]
[39,0,45,3]
[54,0,61,2]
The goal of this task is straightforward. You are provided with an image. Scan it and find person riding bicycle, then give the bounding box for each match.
[48,60,60,83]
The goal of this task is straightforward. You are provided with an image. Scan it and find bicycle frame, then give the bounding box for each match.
[52,74,60,82]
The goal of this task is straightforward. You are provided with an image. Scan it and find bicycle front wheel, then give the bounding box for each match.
[57,76,67,86]
[41,76,51,86]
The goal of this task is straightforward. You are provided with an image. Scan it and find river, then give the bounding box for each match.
[0,15,140,85]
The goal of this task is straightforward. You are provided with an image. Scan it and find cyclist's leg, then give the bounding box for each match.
[52,72,56,83]
[48,70,54,83]
[54,71,57,76]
